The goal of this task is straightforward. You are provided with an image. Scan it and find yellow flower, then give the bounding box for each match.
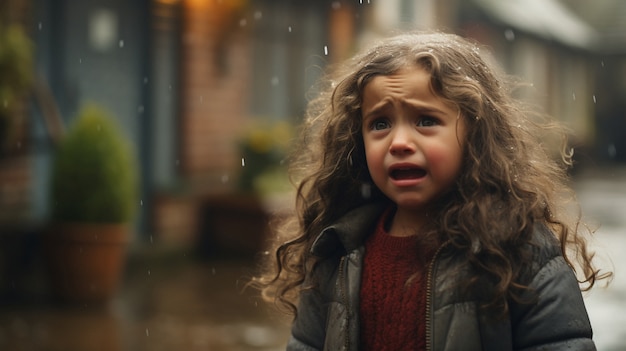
[247,128,273,154]
[272,121,293,150]
[243,121,293,154]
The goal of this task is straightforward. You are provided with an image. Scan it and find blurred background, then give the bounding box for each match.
[0,0,625,350]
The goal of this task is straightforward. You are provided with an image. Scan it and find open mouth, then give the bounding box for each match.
[390,167,427,180]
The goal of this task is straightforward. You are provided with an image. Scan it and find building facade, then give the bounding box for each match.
[1,0,620,251]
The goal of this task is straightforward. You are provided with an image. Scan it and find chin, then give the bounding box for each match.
[393,198,429,210]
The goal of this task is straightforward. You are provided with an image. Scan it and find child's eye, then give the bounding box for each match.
[371,119,391,130]
[417,116,438,127]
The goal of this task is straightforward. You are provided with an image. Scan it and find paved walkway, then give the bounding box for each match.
[574,167,626,351]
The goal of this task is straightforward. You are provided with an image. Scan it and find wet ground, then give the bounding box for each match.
[1,167,625,351]
[0,255,292,351]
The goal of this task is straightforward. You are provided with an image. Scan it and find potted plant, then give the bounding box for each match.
[44,103,138,303]
[199,121,293,257]
[237,120,292,193]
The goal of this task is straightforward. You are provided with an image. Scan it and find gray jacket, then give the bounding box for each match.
[287,204,596,351]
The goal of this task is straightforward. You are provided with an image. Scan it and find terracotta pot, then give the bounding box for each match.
[43,223,130,303]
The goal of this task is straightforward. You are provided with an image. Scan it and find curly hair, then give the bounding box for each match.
[252,32,610,316]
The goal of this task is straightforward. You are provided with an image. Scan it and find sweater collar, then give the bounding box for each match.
[310,202,388,257]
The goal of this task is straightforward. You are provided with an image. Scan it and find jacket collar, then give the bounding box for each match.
[310,202,387,257]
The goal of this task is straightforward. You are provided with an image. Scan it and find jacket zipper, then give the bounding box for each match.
[338,255,350,350]
[425,241,450,351]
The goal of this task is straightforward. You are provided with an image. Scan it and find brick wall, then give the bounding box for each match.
[0,155,31,226]
[178,0,251,192]
[151,1,253,248]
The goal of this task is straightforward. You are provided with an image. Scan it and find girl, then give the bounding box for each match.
[254,32,609,350]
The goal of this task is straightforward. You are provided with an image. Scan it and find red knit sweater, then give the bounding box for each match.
[359,211,436,351]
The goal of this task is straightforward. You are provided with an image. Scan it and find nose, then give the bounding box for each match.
[389,126,416,156]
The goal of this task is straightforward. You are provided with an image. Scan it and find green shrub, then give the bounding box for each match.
[50,103,138,223]
[0,23,33,149]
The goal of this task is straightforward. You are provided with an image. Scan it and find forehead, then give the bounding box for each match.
[361,65,455,115]
[363,66,432,98]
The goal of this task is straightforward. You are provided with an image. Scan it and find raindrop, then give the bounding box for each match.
[601,61,605,67]
[211,267,216,275]
[254,11,262,20]
[572,92,576,101]
[150,235,153,244]
[16,141,21,149]
[324,45,329,56]
[148,269,151,276]
[271,76,279,86]
[332,1,341,9]
[288,26,292,33]
[146,328,150,337]
[504,29,515,41]
[199,96,203,104]
[241,158,246,167]
[221,174,230,183]
[138,105,144,114]
[360,183,371,199]
[608,144,616,158]
[119,40,124,48]
[239,18,247,27]
[175,159,180,166]
[143,77,149,84]
[593,95,597,104]
[140,199,143,206]
[38,22,42,30]
[2,100,6,108]
[79,58,82,64]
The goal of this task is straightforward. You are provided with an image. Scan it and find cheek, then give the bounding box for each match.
[425,143,464,176]
[364,144,387,178]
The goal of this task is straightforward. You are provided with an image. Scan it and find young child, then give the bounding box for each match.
[254,32,609,350]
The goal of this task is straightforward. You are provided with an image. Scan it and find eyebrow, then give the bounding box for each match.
[405,100,447,115]
[362,100,392,121]
[363,100,447,121]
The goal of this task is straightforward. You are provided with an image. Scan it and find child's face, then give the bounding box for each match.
[361,66,466,211]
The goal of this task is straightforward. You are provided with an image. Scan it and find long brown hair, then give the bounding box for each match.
[252,32,610,316]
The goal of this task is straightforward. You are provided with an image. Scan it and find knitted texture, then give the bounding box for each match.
[359,212,435,351]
